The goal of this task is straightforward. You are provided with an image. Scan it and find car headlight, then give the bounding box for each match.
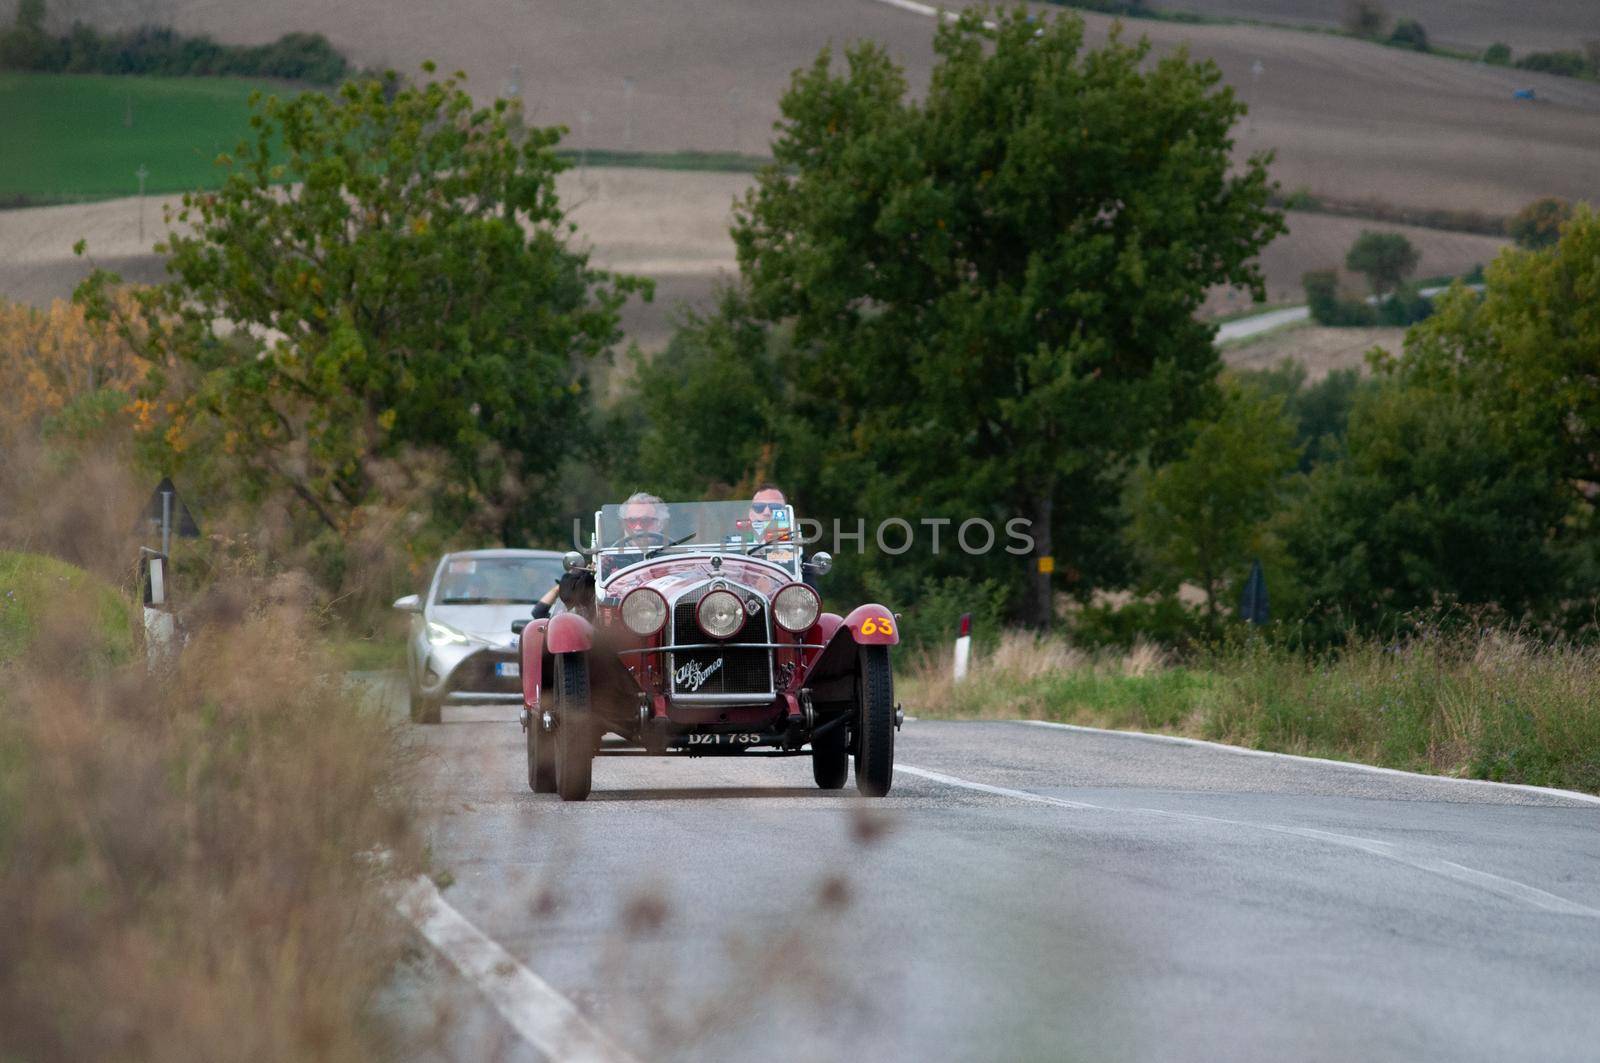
[427,620,469,647]
[772,584,820,633]
[621,588,667,636]
[696,590,745,639]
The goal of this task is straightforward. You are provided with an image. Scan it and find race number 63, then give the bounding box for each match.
[861,616,894,636]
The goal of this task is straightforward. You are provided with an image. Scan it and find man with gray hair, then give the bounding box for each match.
[617,491,668,546]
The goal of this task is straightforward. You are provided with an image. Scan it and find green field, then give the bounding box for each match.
[0,72,286,202]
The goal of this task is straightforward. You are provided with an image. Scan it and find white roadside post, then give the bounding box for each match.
[953,612,972,682]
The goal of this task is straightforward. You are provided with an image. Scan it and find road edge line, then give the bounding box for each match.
[1007,719,1600,807]
[395,875,639,1063]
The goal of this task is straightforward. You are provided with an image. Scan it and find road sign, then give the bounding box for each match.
[1239,558,1269,626]
[141,477,201,554]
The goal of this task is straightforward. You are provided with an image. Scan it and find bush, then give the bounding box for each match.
[0,7,352,85]
[1483,42,1512,66]
[1387,19,1429,52]
[1345,230,1420,298]
[1303,269,1376,326]
[1070,594,1209,651]
[1507,196,1575,250]
[1515,51,1591,79]
[1343,0,1388,39]
[1375,284,1433,326]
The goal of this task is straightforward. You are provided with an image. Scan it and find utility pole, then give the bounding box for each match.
[136,164,148,242]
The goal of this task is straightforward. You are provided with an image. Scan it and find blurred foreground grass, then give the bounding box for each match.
[905,629,1600,794]
[0,552,423,1060]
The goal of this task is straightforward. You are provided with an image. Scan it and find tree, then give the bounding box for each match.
[1387,19,1429,52]
[1343,0,1388,39]
[1507,196,1574,250]
[1397,207,1600,493]
[1483,42,1512,66]
[730,7,1284,627]
[1345,230,1419,298]
[83,66,646,540]
[1127,382,1300,623]
[1283,380,1569,633]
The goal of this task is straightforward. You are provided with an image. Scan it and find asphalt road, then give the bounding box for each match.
[390,685,1600,1063]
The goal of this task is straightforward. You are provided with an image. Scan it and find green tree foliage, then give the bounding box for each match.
[1387,19,1429,52]
[1127,382,1300,622]
[85,66,645,539]
[1283,381,1568,633]
[1397,207,1600,492]
[1507,196,1575,250]
[1237,361,1375,472]
[727,6,1283,626]
[1483,42,1512,66]
[1303,269,1375,326]
[1515,51,1592,79]
[1345,230,1420,298]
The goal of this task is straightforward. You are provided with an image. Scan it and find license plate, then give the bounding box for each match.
[685,733,761,745]
[495,662,520,678]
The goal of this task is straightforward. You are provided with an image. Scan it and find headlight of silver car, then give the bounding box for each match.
[696,589,745,639]
[427,620,469,646]
[621,588,668,636]
[773,583,820,633]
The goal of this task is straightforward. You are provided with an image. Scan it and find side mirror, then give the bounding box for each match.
[511,619,530,636]
[805,551,833,576]
[563,550,585,573]
[393,594,422,613]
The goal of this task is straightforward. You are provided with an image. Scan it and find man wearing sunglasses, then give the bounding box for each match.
[746,484,786,539]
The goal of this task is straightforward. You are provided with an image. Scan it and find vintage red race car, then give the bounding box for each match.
[513,499,901,801]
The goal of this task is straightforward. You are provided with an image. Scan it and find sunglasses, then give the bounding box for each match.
[623,514,659,526]
[750,502,778,514]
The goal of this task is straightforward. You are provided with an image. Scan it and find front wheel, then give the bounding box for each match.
[811,722,849,790]
[527,709,556,793]
[854,645,894,797]
[553,652,593,802]
[409,676,441,724]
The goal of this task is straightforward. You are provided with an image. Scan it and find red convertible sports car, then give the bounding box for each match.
[513,500,901,801]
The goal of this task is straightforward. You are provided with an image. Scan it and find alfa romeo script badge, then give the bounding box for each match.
[675,658,723,692]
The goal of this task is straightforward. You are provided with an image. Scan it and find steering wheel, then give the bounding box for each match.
[614,530,667,550]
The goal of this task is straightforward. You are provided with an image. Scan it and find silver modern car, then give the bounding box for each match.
[394,549,566,723]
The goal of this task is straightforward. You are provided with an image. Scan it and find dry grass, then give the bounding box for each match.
[1222,323,1405,380]
[0,452,424,1061]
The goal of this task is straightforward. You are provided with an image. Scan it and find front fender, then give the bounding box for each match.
[843,604,900,646]
[521,618,549,708]
[546,610,594,654]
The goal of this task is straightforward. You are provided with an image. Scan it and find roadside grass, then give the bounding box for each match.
[0,72,281,202]
[0,549,134,666]
[0,546,424,1059]
[906,628,1600,794]
[556,148,771,173]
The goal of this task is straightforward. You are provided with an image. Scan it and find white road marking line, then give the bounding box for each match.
[1010,719,1600,807]
[895,764,1600,918]
[867,0,996,28]
[396,875,640,1063]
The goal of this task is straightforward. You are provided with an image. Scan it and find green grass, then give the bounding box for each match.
[909,629,1600,794]
[0,550,135,666]
[556,148,771,173]
[0,72,284,202]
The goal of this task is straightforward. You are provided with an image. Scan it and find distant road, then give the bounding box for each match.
[1215,283,1475,345]
[397,689,1600,1063]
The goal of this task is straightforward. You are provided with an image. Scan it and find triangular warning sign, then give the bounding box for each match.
[141,477,201,538]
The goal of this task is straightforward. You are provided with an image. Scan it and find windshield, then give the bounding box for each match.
[433,555,563,605]
[595,500,802,580]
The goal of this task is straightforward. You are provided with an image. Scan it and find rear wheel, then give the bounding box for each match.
[811,722,849,790]
[527,708,556,793]
[853,645,894,797]
[553,653,593,802]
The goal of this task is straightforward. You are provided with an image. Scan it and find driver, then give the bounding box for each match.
[599,491,670,579]
[733,483,797,565]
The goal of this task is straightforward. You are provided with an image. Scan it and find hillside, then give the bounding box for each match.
[7,0,1597,216]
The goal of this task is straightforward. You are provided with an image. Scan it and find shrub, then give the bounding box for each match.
[1343,0,1388,39]
[1507,196,1575,250]
[1483,42,1512,66]
[1515,51,1590,79]
[1387,19,1429,52]
[1375,284,1433,326]
[1303,269,1376,326]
